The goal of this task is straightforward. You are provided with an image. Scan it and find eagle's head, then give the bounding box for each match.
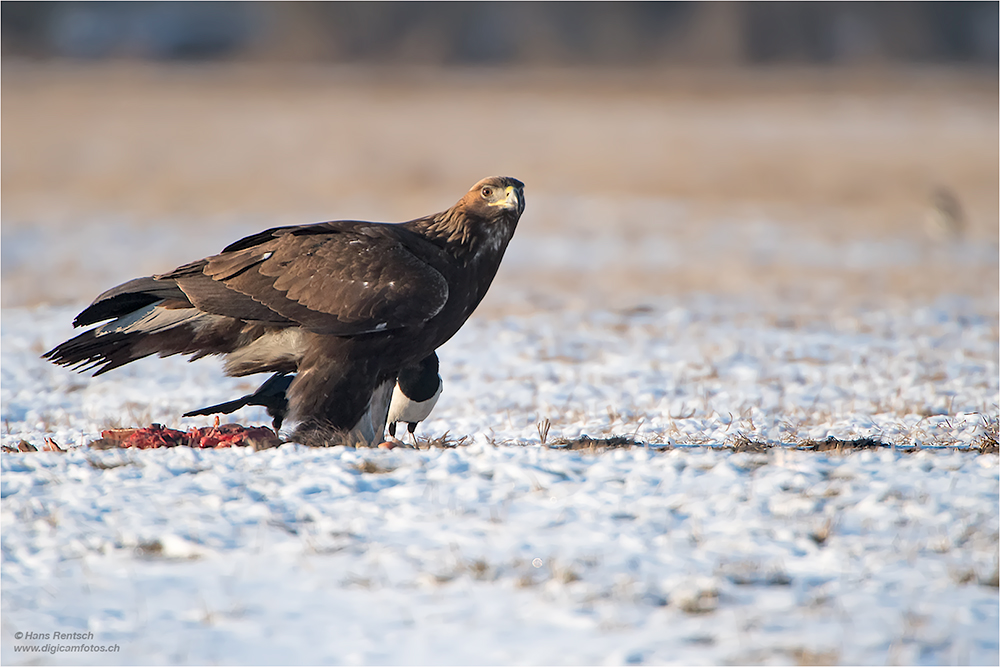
[414,176,524,258]
[464,176,525,220]
[459,176,524,259]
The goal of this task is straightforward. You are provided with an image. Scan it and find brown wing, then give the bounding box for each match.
[160,260,295,325]
[168,223,449,335]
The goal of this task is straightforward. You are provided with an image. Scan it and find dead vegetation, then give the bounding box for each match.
[86,455,136,471]
[351,459,397,475]
[546,435,644,451]
[974,414,999,454]
[790,648,841,666]
[134,540,166,558]
[2,440,36,453]
[411,432,469,449]
[5,412,996,456]
[797,436,887,453]
[728,433,772,453]
[7,431,996,455]
[716,559,793,587]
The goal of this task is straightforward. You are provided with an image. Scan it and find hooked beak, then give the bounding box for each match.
[489,185,522,212]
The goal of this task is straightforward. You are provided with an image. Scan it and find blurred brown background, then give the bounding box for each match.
[4,2,998,65]
[2,1,997,316]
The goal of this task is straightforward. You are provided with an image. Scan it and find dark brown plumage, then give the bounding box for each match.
[45,176,524,446]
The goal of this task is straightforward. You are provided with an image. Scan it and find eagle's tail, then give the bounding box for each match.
[44,278,245,376]
[44,305,244,375]
[184,373,292,431]
[183,396,253,419]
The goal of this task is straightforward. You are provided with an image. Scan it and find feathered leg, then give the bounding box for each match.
[285,338,396,447]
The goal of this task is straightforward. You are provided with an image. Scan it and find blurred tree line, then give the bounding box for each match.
[2,1,997,66]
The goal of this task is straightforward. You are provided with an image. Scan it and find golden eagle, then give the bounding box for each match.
[45,177,524,446]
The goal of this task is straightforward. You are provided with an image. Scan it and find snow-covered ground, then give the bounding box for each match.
[2,297,998,665]
[3,296,997,452]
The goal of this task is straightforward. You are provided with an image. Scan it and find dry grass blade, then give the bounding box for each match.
[537,418,551,446]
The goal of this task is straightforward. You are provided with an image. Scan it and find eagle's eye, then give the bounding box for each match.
[481,186,494,199]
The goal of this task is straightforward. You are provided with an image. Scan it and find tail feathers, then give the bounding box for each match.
[93,303,203,337]
[43,329,143,375]
[184,396,253,418]
[184,373,292,431]
[44,304,243,376]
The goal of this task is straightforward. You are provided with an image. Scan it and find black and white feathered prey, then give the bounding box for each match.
[44,177,524,446]
[182,350,441,440]
[387,352,442,440]
[183,372,292,432]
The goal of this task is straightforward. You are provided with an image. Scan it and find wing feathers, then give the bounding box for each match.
[175,270,291,324]
[199,226,448,335]
[73,277,189,327]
